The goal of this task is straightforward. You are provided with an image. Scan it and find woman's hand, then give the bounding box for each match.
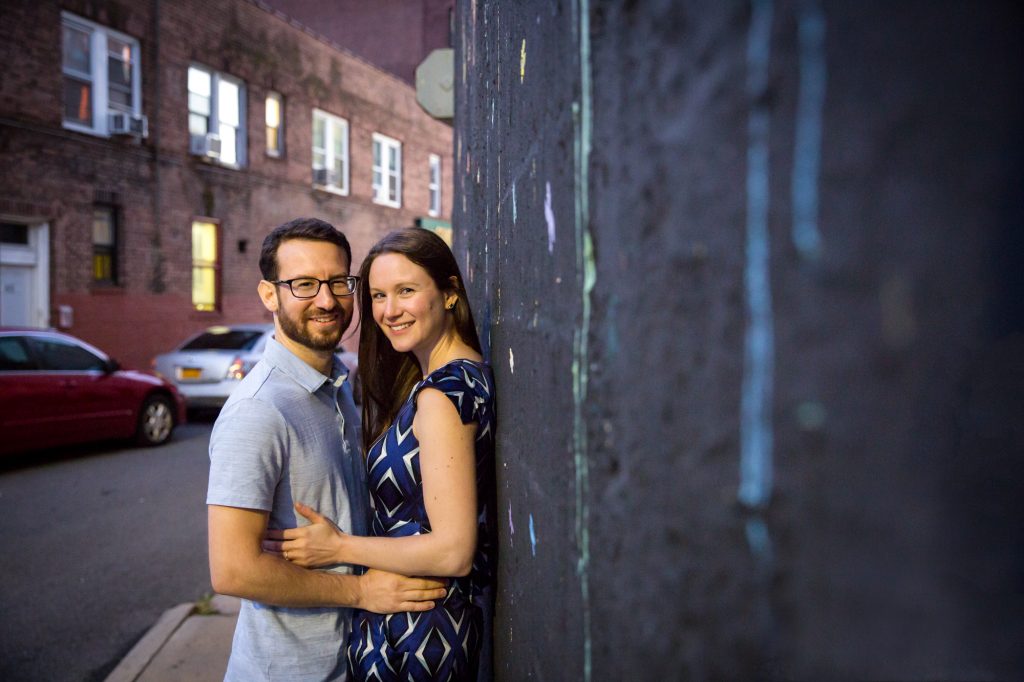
[262,502,347,568]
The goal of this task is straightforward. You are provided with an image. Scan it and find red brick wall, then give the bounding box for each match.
[0,0,452,369]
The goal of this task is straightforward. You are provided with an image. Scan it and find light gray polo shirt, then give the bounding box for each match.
[207,335,368,681]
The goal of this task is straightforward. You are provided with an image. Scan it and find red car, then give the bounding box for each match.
[0,328,187,456]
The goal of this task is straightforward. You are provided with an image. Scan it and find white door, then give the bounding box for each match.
[0,220,49,328]
[0,265,32,325]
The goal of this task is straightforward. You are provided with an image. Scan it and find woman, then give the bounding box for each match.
[268,227,495,681]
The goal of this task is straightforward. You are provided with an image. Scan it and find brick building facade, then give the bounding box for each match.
[0,0,453,369]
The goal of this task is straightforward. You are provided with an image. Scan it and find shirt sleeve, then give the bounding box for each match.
[206,397,289,511]
[413,363,490,426]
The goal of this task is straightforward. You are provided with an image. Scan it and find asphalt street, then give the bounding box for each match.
[0,419,215,682]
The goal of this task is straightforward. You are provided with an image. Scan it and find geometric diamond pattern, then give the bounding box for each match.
[348,599,481,681]
[375,468,404,518]
[346,359,495,681]
[415,626,450,675]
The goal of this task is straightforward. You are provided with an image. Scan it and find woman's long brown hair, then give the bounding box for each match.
[357,228,482,454]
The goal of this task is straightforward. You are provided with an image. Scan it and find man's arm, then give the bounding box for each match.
[208,504,445,612]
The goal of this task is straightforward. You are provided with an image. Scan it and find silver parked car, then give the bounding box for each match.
[152,324,274,409]
[152,324,360,409]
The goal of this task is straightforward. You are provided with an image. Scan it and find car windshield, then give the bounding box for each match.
[180,330,265,351]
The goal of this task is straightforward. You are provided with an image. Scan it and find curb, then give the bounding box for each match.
[105,602,195,682]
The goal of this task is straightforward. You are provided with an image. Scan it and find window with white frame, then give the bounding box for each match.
[188,65,246,167]
[265,92,284,157]
[428,154,442,216]
[312,109,349,194]
[61,12,143,136]
[372,133,402,208]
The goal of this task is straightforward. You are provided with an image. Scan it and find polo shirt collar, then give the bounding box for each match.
[263,335,346,394]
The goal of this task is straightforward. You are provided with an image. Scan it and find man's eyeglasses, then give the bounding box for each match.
[272,276,360,298]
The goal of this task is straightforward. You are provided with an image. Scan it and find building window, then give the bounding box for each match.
[92,207,118,285]
[0,223,29,245]
[372,133,402,208]
[191,221,219,312]
[61,12,142,136]
[188,66,246,167]
[428,154,442,217]
[265,92,284,157]
[312,109,349,194]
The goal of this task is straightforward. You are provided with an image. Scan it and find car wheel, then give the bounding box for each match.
[137,395,175,446]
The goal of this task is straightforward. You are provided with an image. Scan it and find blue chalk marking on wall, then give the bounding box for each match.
[740,0,775,515]
[745,517,774,568]
[528,513,537,556]
[739,5,780,655]
[512,181,518,224]
[496,139,539,215]
[791,1,827,261]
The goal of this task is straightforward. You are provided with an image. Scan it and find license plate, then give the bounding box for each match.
[178,367,202,380]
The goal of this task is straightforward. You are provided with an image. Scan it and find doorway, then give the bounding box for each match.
[0,220,50,327]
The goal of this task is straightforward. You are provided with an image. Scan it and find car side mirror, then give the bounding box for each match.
[104,358,121,373]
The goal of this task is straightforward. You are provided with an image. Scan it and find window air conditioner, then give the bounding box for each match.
[190,133,222,158]
[313,167,338,187]
[108,112,149,138]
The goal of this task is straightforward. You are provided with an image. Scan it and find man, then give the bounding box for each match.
[207,218,446,681]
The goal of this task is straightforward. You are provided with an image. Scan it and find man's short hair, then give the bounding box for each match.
[259,217,352,281]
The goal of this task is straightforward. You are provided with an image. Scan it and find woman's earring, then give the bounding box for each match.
[446,300,456,310]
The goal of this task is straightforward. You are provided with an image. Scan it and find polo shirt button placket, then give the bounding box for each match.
[332,374,350,454]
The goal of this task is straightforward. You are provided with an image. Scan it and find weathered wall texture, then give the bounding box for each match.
[454,1,1023,679]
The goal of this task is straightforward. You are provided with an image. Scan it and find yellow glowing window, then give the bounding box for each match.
[192,221,218,312]
[266,92,283,156]
[92,207,117,284]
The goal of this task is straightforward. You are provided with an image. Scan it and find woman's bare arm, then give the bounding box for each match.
[265,387,478,577]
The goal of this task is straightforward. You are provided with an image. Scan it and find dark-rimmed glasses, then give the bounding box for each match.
[272,276,359,298]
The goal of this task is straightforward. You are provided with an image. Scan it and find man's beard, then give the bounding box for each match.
[277,305,347,352]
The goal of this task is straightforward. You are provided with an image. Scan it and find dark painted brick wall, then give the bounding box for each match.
[454,1,1024,679]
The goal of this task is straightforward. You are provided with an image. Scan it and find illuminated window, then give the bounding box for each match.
[191,221,219,312]
[428,154,441,216]
[312,109,348,194]
[92,207,117,285]
[372,133,402,208]
[61,12,142,135]
[266,92,284,157]
[188,65,246,167]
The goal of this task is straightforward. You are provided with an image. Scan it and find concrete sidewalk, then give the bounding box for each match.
[105,595,238,682]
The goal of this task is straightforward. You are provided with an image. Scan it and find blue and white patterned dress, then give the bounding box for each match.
[347,359,495,682]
